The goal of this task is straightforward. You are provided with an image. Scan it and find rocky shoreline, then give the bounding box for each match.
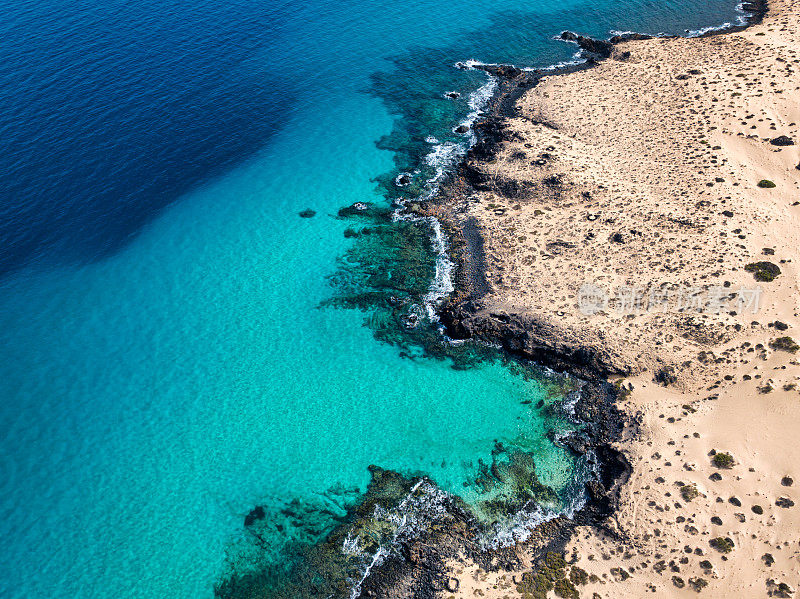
[217,0,795,595]
[216,376,631,599]
[430,0,768,381]
[350,380,633,599]
[393,0,780,594]
[412,0,800,593]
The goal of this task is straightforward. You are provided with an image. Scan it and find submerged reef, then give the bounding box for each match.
[214,380,628,599]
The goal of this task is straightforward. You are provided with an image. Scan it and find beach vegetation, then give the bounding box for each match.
[770,581,795,597]
[712,452,735,469]
[744,261,781,282]
[614,379,632,400]
[680,484,700,502]
[569,565,589,586]
[689,577,709,591]
[544,551,567,572]
[610,567,631,581]
[770,336,799,353]
[710,536,734,553]
[516,551,572,599]
[654,366,678,386]
[553,578,579,599]
[757,179,777,188]
[516,571,553,599]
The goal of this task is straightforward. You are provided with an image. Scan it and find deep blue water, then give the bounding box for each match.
[0,0,744,597]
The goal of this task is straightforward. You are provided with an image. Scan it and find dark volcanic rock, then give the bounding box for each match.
[560,431,592,455]
[440,303,630,379]
[477,64,523,79]
[609,32,653,43]
[396,173,412,186]
[560,31,614,57]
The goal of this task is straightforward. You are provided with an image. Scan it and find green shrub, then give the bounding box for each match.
[545,552,567,571]
[614,379,633,400]
[745,261,781,282]
[554,578,579,599]
[681,484,700,501]
[516,572,553,599]
[610,567,631,581]
[569,566,589,586]
[758,179,777,188]
[518,552,570,599]
[710,536,735,553]
[712,452,735,469]
[770,336,800,353]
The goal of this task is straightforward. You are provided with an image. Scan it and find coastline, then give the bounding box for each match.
[425,0,800,595]
[215,0,800,596]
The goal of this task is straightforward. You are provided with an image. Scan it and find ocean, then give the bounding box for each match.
[0,0,745,597]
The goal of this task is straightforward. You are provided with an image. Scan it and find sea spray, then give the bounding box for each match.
[346,479,451,599]
[394,68,497,319]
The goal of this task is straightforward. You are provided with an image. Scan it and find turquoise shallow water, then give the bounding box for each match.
[0,0,744,597]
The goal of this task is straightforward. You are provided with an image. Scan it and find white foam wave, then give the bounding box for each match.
[423,141,463,186]
[685,22,734,37]
[535,52,586,72]
[482,503,559,549]
[388,69,498,319]
[346,479,450,599]
[461,75,498,143]
[454,58,497,70]
[482,448,596,549]
[348,546,389,599]
[422,217,455,319]
[342,532,362,556]
[686,2,749,35]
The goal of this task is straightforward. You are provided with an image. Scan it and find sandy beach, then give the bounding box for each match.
[435,0,800,595]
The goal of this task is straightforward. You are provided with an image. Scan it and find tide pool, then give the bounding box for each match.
[0,0,745,597]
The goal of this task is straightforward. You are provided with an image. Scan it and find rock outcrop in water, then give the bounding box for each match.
[215,369,631,599]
